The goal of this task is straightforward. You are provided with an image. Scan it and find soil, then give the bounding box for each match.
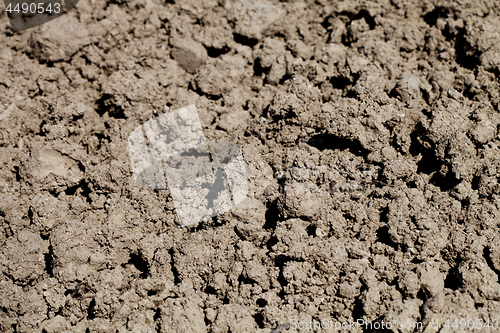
[1,0,500,332]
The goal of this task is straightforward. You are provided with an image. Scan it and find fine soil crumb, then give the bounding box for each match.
[1,0,500,332]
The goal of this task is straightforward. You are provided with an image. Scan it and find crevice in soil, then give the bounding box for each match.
[233,33,259,47]
[351,286,367,320]
[87,298,96,320]
[454,34,481,71]
[330,75,355,90]
[306,133,369,157]
[206,46,231,58]
[483,247,500,283]
[154,307,162,333]
[168,248,181,284]
[444,263,462,290]
[44,245,55,277]
[254,312,265,329]
[95,94,127,119]
[375,224,398,250]
[429,169,461,192]
[128,251,150,279]
[263,201,280,230]
[274,254,294,291]
[423,6,453,27]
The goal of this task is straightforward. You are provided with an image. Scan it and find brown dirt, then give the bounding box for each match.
[1,0,500,332]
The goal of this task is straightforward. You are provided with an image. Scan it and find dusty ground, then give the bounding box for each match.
[1,0,500,332]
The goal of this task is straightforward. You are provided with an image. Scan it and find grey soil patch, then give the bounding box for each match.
[1,0,500,332]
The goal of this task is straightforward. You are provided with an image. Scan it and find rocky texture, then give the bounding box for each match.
[1,0,500,331]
